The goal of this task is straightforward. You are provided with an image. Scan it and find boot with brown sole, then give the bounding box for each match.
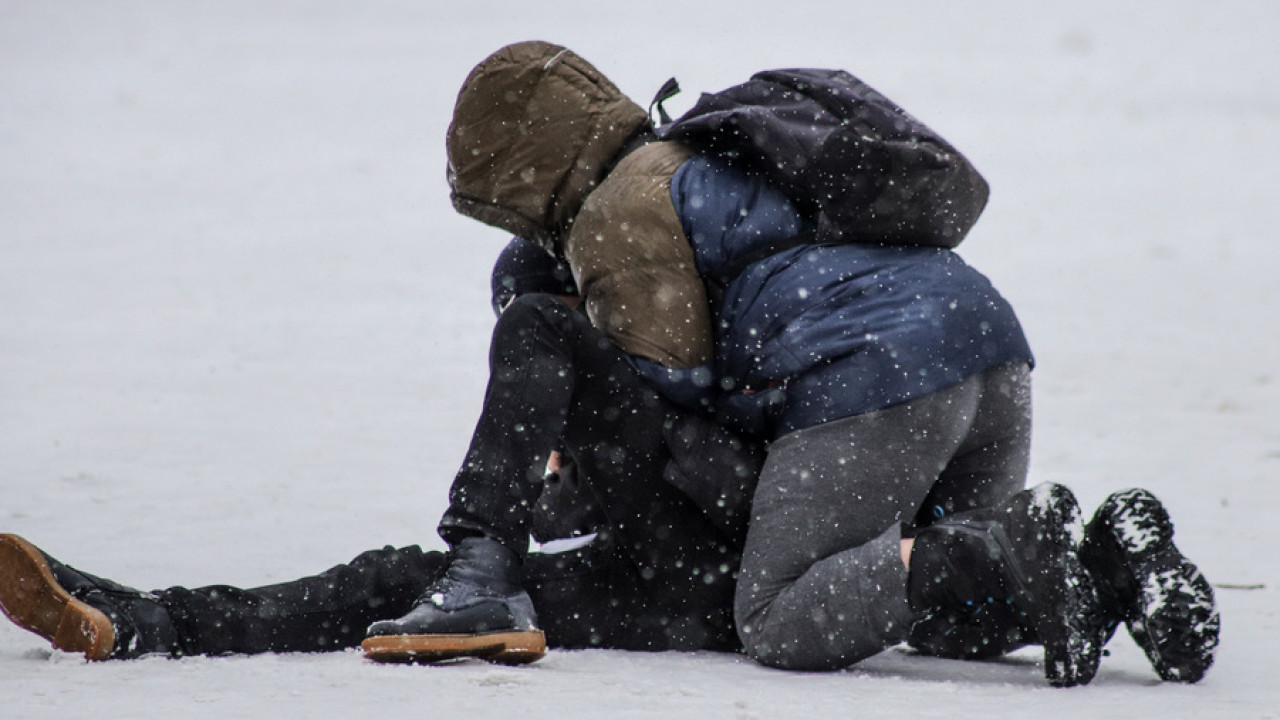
[362,629,546,664]
[0,533,116,660]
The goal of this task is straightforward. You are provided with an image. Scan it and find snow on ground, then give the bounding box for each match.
[2,1,1278,717]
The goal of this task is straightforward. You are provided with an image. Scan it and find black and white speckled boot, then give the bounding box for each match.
[1081,488,1220,683]
[909,483,1108,687]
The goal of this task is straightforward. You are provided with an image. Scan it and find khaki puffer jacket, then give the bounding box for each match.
[447,41,712,369]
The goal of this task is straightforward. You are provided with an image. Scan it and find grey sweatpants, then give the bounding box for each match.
[734,362,1033,670]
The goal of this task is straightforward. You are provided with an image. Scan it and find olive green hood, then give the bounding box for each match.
[446,41,651,252]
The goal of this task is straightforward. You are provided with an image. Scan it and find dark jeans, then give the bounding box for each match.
[157,535,740,656]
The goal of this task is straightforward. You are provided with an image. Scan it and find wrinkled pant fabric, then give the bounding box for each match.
[436,293,743,646]
[734,362,1032,670]
[158,533,742,656]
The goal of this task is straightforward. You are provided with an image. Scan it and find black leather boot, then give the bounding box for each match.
[363,536,545,664]
[907,597,1038,660]
[1081,488,1219,683]
[907,483,1108,687]
[0,534,181,659]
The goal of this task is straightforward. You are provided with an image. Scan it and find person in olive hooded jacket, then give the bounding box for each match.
[368,41,1218,687]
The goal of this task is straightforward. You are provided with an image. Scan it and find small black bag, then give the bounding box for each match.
[653,69,989,249]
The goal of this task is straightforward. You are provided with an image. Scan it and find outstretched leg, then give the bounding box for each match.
[0,535,445,658]
[1,533,741,660]
[163,545,443,655]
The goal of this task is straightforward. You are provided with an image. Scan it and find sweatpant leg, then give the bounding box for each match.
[907,363,1037,658]
[734,374,987,671]
[914,362,1033,526]
[159,545,445,655]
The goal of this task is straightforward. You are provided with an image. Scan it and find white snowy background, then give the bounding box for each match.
[2,1,1278,717]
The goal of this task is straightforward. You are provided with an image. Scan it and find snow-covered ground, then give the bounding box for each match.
[3,1,1278,717]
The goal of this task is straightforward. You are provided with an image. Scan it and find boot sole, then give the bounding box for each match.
[361,630,547,665]
[1009,484,1103,688]
[1096,489,1219,682]
[0,534,115,660]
